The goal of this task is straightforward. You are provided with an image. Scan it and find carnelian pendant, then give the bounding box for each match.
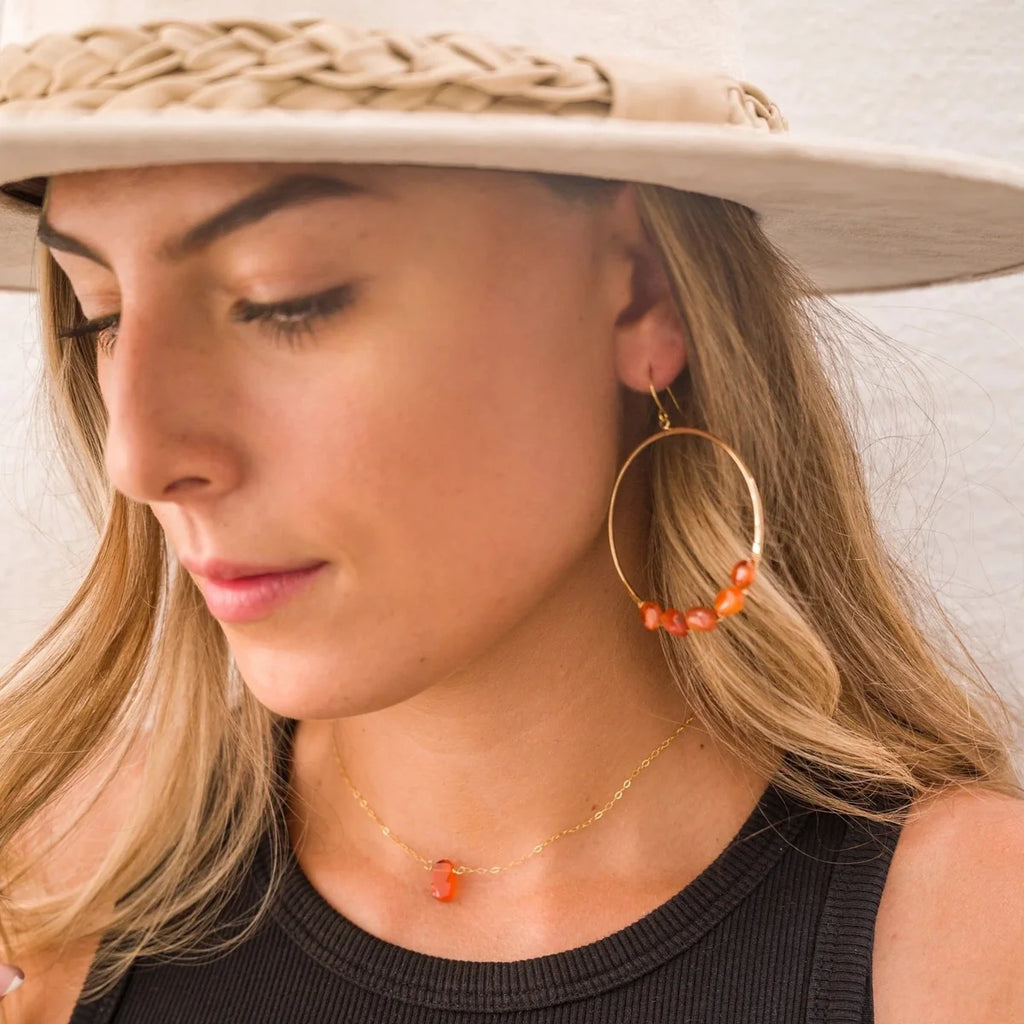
[430,859,457,901]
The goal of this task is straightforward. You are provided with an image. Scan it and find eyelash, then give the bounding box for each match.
[57,284,357,354]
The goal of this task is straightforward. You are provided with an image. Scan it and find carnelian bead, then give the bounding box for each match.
[661,607,689,636]
[731,559,756,589]
[430,859,457,902]
[639,601,663,630]
[684,606,719,631]
[715,586,744,617]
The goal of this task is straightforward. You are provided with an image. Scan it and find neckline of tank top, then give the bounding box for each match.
[249,716,841,1012]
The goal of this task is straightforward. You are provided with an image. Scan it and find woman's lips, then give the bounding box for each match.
[196,563,327,622]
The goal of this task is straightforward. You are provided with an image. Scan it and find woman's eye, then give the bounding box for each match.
[57,283,357,354]
[233,284,357,348]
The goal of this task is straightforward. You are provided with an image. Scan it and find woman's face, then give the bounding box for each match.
[42,162,668,718]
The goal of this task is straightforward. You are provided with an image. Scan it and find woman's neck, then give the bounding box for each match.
[284,539,778,924]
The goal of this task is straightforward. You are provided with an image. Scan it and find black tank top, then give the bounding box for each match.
[69,719,907,1023]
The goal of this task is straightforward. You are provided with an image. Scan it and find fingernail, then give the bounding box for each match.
[0,964,25,997]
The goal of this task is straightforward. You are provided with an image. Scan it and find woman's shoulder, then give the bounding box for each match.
[872,782,1024,1024]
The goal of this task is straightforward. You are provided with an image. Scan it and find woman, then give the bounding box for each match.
[1,5,1023,1023]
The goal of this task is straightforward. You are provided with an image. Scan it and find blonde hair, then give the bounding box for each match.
[1,169,1021,1003]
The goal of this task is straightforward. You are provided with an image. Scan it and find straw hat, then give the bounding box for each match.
[0,0,1022,295]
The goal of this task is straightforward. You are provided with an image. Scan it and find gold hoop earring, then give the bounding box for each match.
[607,372,764,636]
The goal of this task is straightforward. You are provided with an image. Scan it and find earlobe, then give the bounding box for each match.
[603,184,688,394]
[612,248,689,396]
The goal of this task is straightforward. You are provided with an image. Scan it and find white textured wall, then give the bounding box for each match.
[1,3,1022,759]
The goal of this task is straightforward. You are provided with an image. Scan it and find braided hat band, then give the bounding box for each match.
[0,18,787,131]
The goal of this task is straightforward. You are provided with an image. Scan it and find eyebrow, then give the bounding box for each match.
[36,172,387,269]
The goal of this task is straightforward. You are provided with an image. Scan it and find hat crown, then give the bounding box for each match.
[0,0,746,75]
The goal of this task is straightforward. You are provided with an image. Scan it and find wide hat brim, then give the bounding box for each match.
[1,106,1024,294]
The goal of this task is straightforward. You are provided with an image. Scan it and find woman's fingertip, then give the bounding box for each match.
[0,965,25,997]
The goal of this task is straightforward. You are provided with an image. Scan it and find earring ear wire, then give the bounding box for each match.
[648,375,683,430]
[607,371,764,636]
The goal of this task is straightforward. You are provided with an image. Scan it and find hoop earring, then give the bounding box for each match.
[607,372,764,636]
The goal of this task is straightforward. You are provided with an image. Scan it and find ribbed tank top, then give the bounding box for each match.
[70,719,908,1024]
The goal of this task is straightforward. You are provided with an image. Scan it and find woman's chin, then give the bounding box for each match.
[234,660,429,721]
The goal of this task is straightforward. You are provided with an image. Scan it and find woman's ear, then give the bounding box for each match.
[605,187,688,395]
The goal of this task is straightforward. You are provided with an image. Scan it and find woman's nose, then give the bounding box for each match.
[98,308,242,505]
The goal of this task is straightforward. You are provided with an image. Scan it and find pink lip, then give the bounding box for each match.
[196,563,326,622]
[182,556,325,581]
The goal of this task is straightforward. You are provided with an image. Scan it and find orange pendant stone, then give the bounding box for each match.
[684,606,719,631]
[430,859,457,901]
[731,559,757,588]
[714,586,745,616]
[639,601,663,630]
[661,607,689,636]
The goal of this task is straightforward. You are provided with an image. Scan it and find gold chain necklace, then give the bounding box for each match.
[330,712,696,901]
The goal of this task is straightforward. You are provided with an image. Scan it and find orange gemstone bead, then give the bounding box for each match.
[661,607,689,636]
[715,586,744,617]
[731,559,756,589]
[684,606,719,631]
[640,601,663,630]
[430,859,457,902]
